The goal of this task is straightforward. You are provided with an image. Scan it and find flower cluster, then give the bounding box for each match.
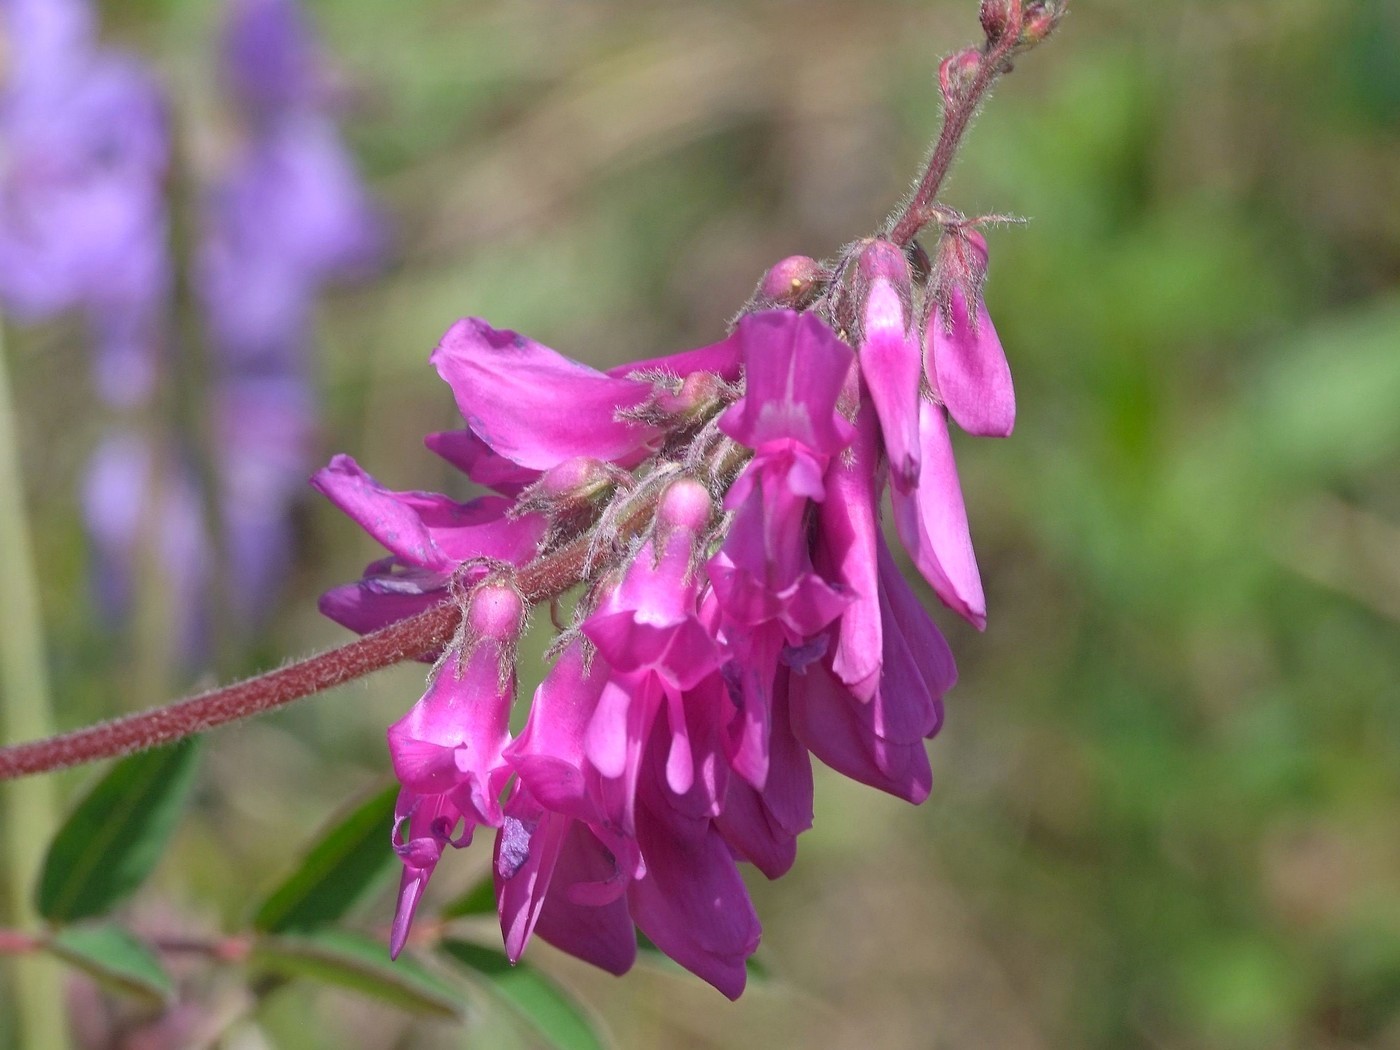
[316,224,1013,997]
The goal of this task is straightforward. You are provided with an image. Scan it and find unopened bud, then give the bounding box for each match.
[538,456,614,499]
[854,238,914,336]
[513,456,624,540]
[1019,1,1063,46]
[856,238,910,289]
[938,48,982,104]
[653,371,724,419]
[753,255,826,309]
[467,583,524,642]
[979,0,1012,42]
[934,226,989,290]
[656,477,713,534]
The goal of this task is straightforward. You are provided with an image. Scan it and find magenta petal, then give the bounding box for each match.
[583,612,721,694]
[423,429,539,496]
[719,310,855,456]
[929,288,1015,438]
[630,806,761,1000]
[891,403,986,629]
[859,280,922,489]
[872,590,940,745]
[312,453,542,570]
[877,537,957,701]
[506,643,607,822]
[495,789,569,964]
[534,822,638,976]
[390,790,472,958]
[789,661,933,804]
[387,642,513,825]
[317,559,443,637]
[716,673,811,878]
[609,327,743,382]
[431,317,659,469]
[816,405,883,699]
[716,780,797,880]
[389,865,428,959]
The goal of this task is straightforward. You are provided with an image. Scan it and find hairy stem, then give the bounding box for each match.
[887,13,1025,248]
[0,529,598,782]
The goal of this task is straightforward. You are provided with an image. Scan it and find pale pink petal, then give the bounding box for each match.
[859,280,922,489]
[891,403,986,629]
[928,287,1015,437]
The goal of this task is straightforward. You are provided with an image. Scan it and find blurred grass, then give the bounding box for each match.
[3,0,1400,1046]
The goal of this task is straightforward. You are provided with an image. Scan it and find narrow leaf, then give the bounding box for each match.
[442,939,606,1050]
[46,925,173,1004]
[252,929,462,1019]
[441,874,496,919]
[252,783,399,933]
[37,739,202,923]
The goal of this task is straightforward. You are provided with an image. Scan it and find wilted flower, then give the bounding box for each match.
[320,248,1016,994]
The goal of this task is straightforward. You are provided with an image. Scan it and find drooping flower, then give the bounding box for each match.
[319,254,1014,994]
[388,582,524,957]
[925,227,1015,438]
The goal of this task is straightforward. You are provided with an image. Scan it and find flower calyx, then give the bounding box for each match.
[511,456,631,547]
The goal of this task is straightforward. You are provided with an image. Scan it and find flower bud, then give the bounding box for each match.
[925,228,1014,437]
[853,239,921,490]
[752,255,826,310]
[938,48,982,105]
[656,477,714,535]
[1019,1,1064,46]
[467,582,525,642]
[513,456,625,541]
[652,370,726,420]
[979,0,1012,42]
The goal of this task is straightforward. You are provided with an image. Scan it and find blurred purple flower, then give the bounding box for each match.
[0,0,170,405]
[201,0,384,622]
[82,431,211,658]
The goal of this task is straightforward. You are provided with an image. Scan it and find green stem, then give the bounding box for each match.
[0,322,68,1049]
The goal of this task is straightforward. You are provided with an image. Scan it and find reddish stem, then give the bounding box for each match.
[887,15,1025,248]
[0,532,596,781]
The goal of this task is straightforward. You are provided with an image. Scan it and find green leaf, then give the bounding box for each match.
[45,925,173,1005]
[442,939,606,1050]
[252,929,463,1019]
[37,739,202,923]
[252,783,399,933]
[441,874,496,919]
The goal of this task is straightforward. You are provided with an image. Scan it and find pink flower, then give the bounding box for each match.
[388,583,523,957]
[316,298,997,996]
